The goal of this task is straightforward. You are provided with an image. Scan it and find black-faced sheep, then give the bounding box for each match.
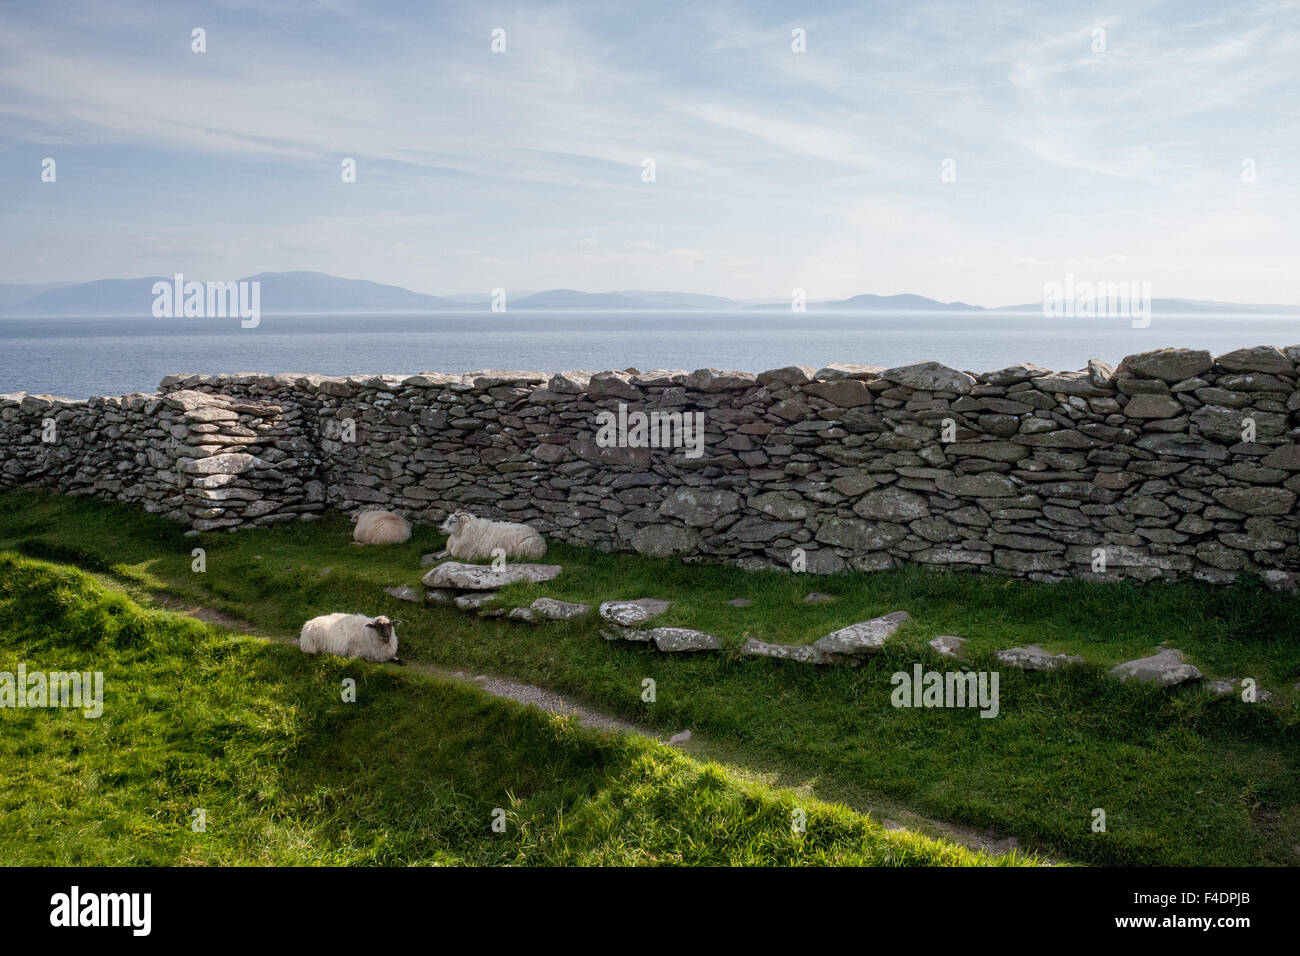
[351,509,412,544]
[439,510,546,560]
[299,613,402,663]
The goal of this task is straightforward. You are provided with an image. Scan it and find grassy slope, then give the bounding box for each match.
[0,552,1003,866]
[0,491,1296,865]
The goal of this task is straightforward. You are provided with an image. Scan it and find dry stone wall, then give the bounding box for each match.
[0,387,323,529]
[4,345,1300,585]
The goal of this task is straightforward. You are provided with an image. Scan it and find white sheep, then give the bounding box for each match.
[299,613,402,663]
[351,509,411,544]
[439,510,546,560]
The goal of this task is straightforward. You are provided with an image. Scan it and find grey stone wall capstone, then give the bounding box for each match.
[4,345,1300,585]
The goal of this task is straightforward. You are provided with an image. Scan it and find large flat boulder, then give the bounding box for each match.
[811,611,910,659]
[646,627,723,652]
[421,561,562,590]
[1109,648,1202,686]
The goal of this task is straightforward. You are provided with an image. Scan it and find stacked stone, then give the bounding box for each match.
[164,389,324,531]
[0,387,323,530]
[6,343,1285,585]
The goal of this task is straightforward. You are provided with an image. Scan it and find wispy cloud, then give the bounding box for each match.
[0,0,1298,305]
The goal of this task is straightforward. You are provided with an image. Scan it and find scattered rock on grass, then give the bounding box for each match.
[647,627,723,652]
[811,611,910,660]
[740,639,831,664]
[929,634,966,657]
[599,598,672,626]
[602,626,653,643]
[727,598,753,607]
[995,645,1085,671]
[454,592,498,610]
[422,561,562,590]
[529,597,591,620]
[1109,648,1202,686]
[804,592,836,604]
[1204,677,1273,701]
[383,585,422,603]
[667,730,692,746]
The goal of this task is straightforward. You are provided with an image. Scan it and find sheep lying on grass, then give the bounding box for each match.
[351,509,411,544]
[299,613,402,663]
[439,510,546,560]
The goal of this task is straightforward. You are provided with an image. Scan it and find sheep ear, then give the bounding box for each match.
[364,620,378,630]
[390,620,403,626]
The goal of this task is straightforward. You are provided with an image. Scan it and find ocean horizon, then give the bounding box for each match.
[5,309,1300,398]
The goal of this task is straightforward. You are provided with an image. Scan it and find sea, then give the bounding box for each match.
[3,310,1300,399]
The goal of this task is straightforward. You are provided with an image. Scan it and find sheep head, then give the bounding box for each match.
[365,615,400,642]
[439,510,473,535]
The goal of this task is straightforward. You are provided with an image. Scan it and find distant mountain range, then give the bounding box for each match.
[1,271,1297,316]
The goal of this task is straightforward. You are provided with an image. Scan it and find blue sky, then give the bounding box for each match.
[2,0,1299,305]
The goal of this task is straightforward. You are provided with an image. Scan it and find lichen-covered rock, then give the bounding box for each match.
[422,561,563,590]
[811,611,909,659]
[599,598,672,626]
[647,627,723,652]
[740,639,830,664]
[529,598,591,620]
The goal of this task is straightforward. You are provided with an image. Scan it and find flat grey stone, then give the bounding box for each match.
[880,361,975,394]
[507,607,538,623]
[529,597,591,620]
[1115,348,1212,382]
[929,634,966,657]
[647,627,723,652]
[803,592,836,604]
[1260,571,1296,594]
[422,561,562,590]
[1109,648,1203,686]
[455,592,499,610]
[1204,678,1272,701]
[602,625,653,643]
[811,611,910,658]
[726,598,754,607]
[740,638,831,664]
[995,644,1085,670]
[383,585,422,603]
[599,598,672,626]
[425,589,459,604]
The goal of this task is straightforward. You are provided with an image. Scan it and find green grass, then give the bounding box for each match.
[0,551,1006,866]
[1,490,1297,866]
